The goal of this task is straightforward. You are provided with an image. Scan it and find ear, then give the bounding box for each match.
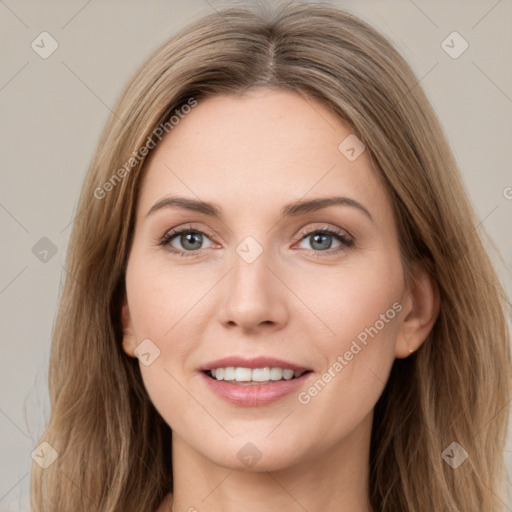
[121,297,137,358]
[395,262,440,359]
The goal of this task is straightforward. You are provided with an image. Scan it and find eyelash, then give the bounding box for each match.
[158,224,354,258]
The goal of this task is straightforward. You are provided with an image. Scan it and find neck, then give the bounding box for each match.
[170,414,373,512]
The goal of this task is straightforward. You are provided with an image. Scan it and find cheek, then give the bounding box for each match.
[124,255,201,428]
[299,254,404,354]
[293,258,403,429]
[125,252,209,342]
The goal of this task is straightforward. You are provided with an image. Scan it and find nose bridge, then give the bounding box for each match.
[218,235,288,330]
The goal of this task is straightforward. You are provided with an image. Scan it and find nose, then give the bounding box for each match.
[217,248,289,333]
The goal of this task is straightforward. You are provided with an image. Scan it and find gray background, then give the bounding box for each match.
[1,0,511,509]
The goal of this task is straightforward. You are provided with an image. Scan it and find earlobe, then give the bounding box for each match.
[395,262,440,359]
[121,299,137,358]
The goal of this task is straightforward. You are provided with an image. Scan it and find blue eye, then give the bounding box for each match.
[159,225,354,257]
[160,227,213,256]
[296,228,354,254]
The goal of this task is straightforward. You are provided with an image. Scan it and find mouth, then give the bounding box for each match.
[204,367,311,385]
[199,357,313,406]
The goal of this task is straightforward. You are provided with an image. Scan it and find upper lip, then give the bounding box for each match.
[200,356,310,372]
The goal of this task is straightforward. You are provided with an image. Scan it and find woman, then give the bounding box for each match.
[30,3,511,511]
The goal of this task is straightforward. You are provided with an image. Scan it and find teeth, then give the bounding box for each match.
[282,369,294,380]
[252,367,270,381]
[224,367,235,380]
[234,367,252,381]
[270,367,283,380]
[210,367,304,382]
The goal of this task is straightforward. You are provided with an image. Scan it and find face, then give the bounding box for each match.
[122,88,422,472]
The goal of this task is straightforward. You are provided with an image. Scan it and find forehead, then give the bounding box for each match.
[138,89,391,222]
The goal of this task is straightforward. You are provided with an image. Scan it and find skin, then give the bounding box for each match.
[121,89,439,512]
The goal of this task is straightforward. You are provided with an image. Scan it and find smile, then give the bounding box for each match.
[200,357,313,406]
[208,367,307,383]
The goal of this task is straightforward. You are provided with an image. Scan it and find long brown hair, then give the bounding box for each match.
[31,3,511,511]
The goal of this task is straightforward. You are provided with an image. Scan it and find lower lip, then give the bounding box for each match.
[201,372,311,407]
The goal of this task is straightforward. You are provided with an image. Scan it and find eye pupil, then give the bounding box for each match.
[181,232,202,250]
[310,233,332,250]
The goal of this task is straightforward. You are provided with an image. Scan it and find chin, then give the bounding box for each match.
[195,436,314,473]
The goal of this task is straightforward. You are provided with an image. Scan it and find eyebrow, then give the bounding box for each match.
[146,195,374,222]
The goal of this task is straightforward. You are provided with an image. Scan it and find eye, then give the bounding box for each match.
[158,224,354,257]
[159,225,215,256]
[295,226,354,255]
